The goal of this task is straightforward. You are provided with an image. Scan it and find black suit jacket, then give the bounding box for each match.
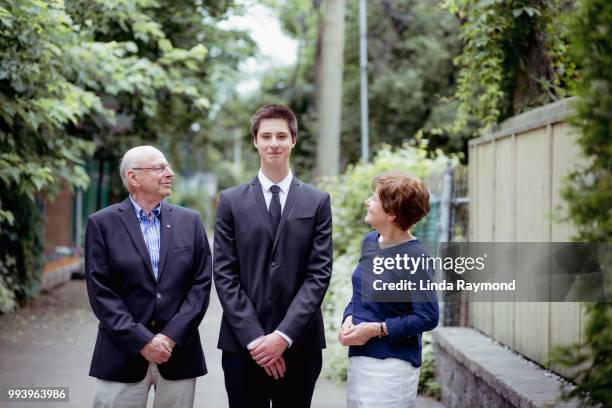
[85,198,212,382]
[214,176,332,353]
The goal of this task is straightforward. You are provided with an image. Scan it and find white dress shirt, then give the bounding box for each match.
[258,169,293,213]
[247,169,294,349]
[129,196,161,280]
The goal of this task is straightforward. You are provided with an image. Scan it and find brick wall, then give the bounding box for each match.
[44,182,73,254]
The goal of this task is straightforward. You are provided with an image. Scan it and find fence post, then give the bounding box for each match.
[438,161,453,243]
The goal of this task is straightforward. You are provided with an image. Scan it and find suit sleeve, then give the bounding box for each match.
[213,192,266,347]
[84,215,154,356]
[161,213,212,346]
[276,193,333,341]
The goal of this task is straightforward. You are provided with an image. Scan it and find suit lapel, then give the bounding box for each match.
[250,177,275,240]
[118,197,155,280]
[272,178,301,252]
[157,201,174,281]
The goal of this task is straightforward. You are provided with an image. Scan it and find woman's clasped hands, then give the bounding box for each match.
[338,315,379,346]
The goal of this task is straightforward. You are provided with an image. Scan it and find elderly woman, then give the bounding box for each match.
[339,171,439,408]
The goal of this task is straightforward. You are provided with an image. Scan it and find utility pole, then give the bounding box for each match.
[359,0,369,163]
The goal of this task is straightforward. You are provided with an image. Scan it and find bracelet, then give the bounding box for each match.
[378,321,385,338]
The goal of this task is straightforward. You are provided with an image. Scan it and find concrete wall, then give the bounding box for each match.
[434,327,581,408]
[467,98,587,379]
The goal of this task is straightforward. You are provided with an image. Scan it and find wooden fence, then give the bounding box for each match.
[467,98,586,378]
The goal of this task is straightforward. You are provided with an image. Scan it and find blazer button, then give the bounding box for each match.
[151,320,156,327]
[271,262,278,268]
[156,293,162,299]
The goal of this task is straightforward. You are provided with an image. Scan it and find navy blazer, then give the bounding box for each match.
[85,198,212,382]
[214,176,333,353]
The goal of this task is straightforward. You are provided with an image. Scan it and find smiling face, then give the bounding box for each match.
[364,190,394,229]
[254,117,296,170]
[127,149,174,201]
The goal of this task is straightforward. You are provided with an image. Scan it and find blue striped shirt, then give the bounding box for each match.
[129,196,161,280]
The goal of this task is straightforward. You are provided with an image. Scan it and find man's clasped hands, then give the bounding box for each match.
[140,331,289,379]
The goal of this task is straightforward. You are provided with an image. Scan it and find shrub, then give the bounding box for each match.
[552,0,612,405]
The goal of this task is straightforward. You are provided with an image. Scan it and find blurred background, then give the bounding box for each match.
[0,0,610,407]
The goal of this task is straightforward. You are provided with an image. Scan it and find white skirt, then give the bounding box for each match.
[346,356,420,408]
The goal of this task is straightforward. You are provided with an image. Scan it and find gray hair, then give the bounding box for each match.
[119,145,164,191]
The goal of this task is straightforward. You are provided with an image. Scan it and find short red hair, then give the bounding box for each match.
[372,171,430,230]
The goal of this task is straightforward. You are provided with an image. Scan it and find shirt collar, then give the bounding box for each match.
[129,195,161,218]
[258,169,293,193]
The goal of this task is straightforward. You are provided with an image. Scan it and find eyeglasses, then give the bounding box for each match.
[131,165,173,174]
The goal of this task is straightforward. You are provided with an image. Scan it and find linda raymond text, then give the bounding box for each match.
[373,279,516,292]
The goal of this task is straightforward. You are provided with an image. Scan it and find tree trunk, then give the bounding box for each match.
[315,0,345,178]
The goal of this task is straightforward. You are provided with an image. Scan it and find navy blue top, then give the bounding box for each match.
[343,231,439,367]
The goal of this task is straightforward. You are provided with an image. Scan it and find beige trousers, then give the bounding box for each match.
[93,363,196,408]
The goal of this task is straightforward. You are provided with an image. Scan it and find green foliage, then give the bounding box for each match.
[210,65,320,183]
[0,255,18,313]
[552,0,612,405]
[322,144,454,259]
[262,1,470,174]
[0,0,252,308]
[1,0,101,306]
[419,332,441,398]
[63,0,255,198]
[0,197,45,307]
[550,303,612,407]
[321,249,356,382]
[342,0,471,162]
[165,168,241,231]
[0,0,99,200]
[318,143,454,394]
[562,1,612,244]
[167,186,214,231]
[442,0,577,132]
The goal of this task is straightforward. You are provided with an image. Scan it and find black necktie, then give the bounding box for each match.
[269,185,281,237]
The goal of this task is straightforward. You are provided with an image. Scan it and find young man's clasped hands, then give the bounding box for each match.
[248,333,289,379]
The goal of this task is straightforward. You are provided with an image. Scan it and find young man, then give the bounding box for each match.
[214,104,333,408]
[85,146,212,408]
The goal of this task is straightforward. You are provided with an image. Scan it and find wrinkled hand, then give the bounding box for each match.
[338,315,355,346]
[156,333,176,350]
[340,322,378,346]
[250,333,289,369]
[140,335,173,364]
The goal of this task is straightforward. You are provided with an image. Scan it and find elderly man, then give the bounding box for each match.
[85,145,212,408]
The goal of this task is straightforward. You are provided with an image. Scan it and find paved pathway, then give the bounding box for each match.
[0,280,443,407]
